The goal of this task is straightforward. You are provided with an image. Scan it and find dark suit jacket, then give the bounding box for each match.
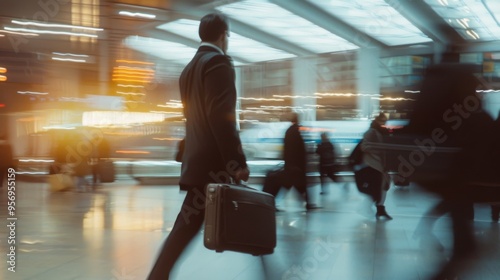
[283,124,306,172]
[179,45,247,190]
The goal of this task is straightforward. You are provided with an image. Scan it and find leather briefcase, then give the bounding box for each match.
[204,183,276,256]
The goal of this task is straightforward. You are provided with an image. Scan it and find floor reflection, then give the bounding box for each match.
[0,179,498,279]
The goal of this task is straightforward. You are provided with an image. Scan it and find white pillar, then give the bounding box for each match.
[292,57,317,122]
[356,48,380,119]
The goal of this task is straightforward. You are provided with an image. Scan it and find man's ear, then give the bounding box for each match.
[217,32,225,43]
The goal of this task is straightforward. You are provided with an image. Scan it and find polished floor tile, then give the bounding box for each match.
[1,178,499,280]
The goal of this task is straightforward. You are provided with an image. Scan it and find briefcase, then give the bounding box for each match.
[204,183,276,256]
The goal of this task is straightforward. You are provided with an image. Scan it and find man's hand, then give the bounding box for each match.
[234,166,250,184]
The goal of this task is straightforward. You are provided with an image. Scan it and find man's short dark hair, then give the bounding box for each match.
[199,12,229,42]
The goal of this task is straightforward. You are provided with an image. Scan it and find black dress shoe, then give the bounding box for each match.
[306,204,322,211]
[376,205,393,220]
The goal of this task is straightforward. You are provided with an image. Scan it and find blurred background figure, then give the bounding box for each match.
[0,135,13,188]
[316,132,337,195]
[405,55,500,279]
[91,133,111,188]
[263,112,320,210]
[67,131,92,193]
[360,113,392,220]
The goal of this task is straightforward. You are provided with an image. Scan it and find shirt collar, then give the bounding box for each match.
[200,42,224,55]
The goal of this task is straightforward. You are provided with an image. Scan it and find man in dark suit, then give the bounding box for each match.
[147,12,249,279]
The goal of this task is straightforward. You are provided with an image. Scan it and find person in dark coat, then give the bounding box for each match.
[147,12,249,280]
[0,135,13,188]
[262,112,319,210]
[316,132,337,194]
[406,61,499,279]
[360,113,392,220]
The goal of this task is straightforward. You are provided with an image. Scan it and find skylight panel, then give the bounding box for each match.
[124,36,245,66]
[124,36,197,65]
[157,19,296,63]
[216,0,359,54]
[424,0,500,41]
[307,0,432,46]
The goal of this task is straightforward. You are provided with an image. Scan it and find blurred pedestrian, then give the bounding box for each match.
[405,60,499,279]
[72,135,91,193]
[360,113,392,220]
[91,134,111,187]
[147,12,249,280]
[316,132,337,194]
[263,112,320,210]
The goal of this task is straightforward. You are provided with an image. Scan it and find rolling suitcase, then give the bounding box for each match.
[97,160,115,183]
[204,183,276,255]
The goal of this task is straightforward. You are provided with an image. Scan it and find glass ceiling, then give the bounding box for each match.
[424,0,500,41]
[124,36,245,66]
[216,0,359,54]
[124,36,198,65]
[307,0,432,46]
[156,19,296,63]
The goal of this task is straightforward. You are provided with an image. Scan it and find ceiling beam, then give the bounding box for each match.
[385,0,464,46]
[172,6,315,57]
[459,41,500,54]
[143,29,253,64]
[380,42,437,58]
[270,0,386,49]
[229,19,315,57]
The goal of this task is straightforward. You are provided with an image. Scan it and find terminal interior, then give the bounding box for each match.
[1,0,500,279]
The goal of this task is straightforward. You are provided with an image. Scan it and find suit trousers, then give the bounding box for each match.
[263,167,309,203]
[147,185,206,280]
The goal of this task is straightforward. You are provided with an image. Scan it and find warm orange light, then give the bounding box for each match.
[113,70,151,74]
[153,137,183,141]
[114,66,154,73]
[0,104,5,108]
[115,150,150,154]
[116,59,154,65]
[0,67,6,73]
[113,73,154,79]
[112,78,151,83]
[0,75,7,82]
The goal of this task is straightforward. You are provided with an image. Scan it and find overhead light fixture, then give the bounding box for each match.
[119,11,156,19]
[0,67,6,74]
[117,84,145,88]
[5,27,98,38]
[18,91,49,95]
[0,30,38,36]
[12,20,103,31]
[116,91,145,96]
[52,57,87,63]
[52,52,89,58]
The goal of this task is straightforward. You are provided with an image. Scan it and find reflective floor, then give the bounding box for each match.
[1,178,499,280]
